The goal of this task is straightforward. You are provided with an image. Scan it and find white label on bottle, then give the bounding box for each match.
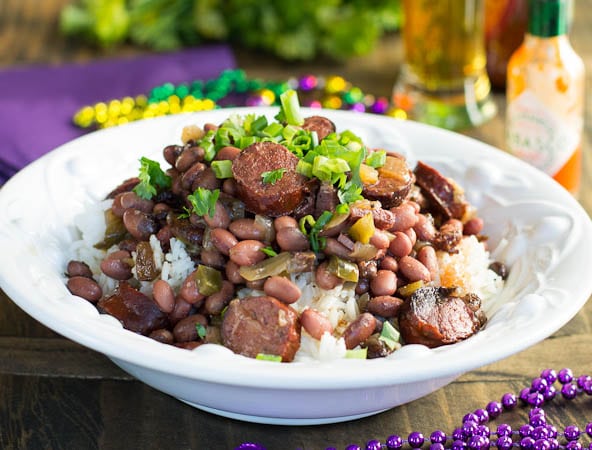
[506,90,580,176]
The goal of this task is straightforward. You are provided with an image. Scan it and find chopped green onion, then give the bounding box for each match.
[379,320,401,351]
[260,246,278,257]
[261,168,286,185]
[262,122,284,137]
[211,160,233,179]
[366,150,387,168]
[256,353,282,362]
[296,159,313,178]
[201,138,216,162]
[195,323,207,340]
[278,89,304,126]
[312,155,350,182]
[250,115,269,133]
[238,135,258,149]
[345,348,367,359]
[187,187,219,218]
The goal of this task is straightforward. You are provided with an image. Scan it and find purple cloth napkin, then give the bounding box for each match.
[0,45,236,184]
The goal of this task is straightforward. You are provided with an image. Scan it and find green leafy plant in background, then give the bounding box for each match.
[60,0,402,61]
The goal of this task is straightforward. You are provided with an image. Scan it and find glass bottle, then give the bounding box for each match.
[505,0,584,194]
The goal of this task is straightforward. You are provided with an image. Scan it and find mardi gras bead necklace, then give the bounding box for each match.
[72,69,406,130]
[236,368,592,450]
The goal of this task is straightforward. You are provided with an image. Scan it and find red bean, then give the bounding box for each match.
[416,245,439,281]
[245,278,265,290]
[225,260,246,284]
[414,214,436,242]
[343,313,377,349]
[181,161,206,190]
[175,146,204,172]
[222,178,238,196]
[100,250,133,280]
[168,297,193,325]
[163,144,183,166]
[369,229,390,250]
[355,277,370,295]
[112,191,155,217]
[398,256,431,282]
[209,228,238,256]
[214,145,241,161]
[229,218,267,240]
[191,167,220,191]
[149,329,174,344]
[389,203,418,232]
[122,209,158,241]
[204,281,234,315]
[379,256,398,272]
[178,271,206,304]
[366,295,404,318]
[370,270,398,296]
[315,261,342,290]
[66,276,102,303]
[200,248,226,268]
[388,231,413,258]
[152,279,175,313]
[203,201,230,229]
[404,227,417,247]
[463,216,484,235]
[228,240,267,266]
[263,276,301,304]
[300,308,333,340]
[276,227,310,252]
[273,216,298,232]
[67,260,93,278]
[173,314,208,343]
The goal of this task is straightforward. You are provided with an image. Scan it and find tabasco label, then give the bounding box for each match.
[506,90,581,176]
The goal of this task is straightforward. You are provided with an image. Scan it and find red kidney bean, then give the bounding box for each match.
[200,248,226,268]
[100,250,133,280]
[163,144,183,166]
[67,260,93,278]
[355,277,370,295]
[366,295,404,318]
[192,167,220,191]
[380,256,398,272]
[416,245,439,281]
[203,201,230,229]
[228,240,266,266]
[263,276,301,304]
[66,276,102,303]
[389,203,418,232]
[203,123,218,133]
[175,146,204,172]
[229,218,267,241]
[204,281,235,315]
[222,178,238,196]
[300,308,333,340]
[322,238,351,259]
[152,202,171,217]
[370,270,398,296]
[414,214,436,242]
[214,145,241,161]
[463,216,484,235]
[276,226,310,252]
[398,256,431,282]
[122,209,158,241]
[173,314,208,343]
[404,227,417,247]
[369,229,390,250]
[156,225,173,250]
[111,192,150,217]
[388,231,413,258]
[209,228,238,256]
[118,239,137,253]
[407,201,421,214]
[181,161,206,190]
[315,261,342,290]
[343,313,377,349]
[245,278,265,290]
[178,271,206,304]
[148,328,174,344]
[168,297,193,325]
[273,216,298,232]
[152,279,175,313]
[225,260,246,284]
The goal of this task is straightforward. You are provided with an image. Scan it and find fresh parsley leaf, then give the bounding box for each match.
[133,157,171,200]
[261,168,286,185]
[195,323,207,340]
[186,187,220,218]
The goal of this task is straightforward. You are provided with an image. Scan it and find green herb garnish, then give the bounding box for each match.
[299,211,333,253]
[133,157,171,200]
[256,353,282,362]
[379,320,401,350]
[260,246,278,257]
[261,168,286,185]
[211,159,233,179]
[186,187,220,218]
[195,323,207,340]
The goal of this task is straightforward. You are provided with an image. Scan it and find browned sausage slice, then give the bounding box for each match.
[232,141,309,216]
[97,282,169,335]
[413,161,469,220]
[398,287,482,348]
[302,115,336,141]
[363,156,414,208]
[221,296,301,362]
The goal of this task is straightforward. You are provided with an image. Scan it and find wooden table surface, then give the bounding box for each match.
[1,1,591,449]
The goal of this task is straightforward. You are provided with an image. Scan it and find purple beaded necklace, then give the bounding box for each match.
[236,368,592,450]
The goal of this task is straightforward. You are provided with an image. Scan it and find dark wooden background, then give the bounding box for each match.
[1,1,591,449]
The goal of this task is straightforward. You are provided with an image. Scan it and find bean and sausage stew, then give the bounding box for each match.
[65,91,507,362]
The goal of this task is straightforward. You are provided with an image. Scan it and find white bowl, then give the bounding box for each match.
[1,108,591,425]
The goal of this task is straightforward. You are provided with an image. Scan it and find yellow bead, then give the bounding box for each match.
[202,99,216,110]
[322,95,342,109]
[168,95,180,105]
[135,95,148,107]
[95,110,108,123]
[94,102,108,114]
[117,117,129,126]
[143,110,155,119]
[387,108,408,120]
[259,89,275,105]
[325,76,347,94]
[158,101,169,114]
[169,103,182,114]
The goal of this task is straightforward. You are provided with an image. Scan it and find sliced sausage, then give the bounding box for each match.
[221,296,301,362]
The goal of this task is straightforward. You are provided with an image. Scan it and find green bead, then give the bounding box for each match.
[175,84,189,98]
[162,82,175,96]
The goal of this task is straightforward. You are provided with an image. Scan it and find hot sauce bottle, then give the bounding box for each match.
[505,0,584,195]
